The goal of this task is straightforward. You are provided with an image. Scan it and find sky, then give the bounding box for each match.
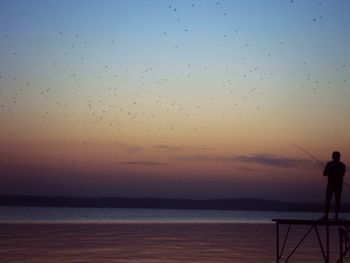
[1,0,350,202]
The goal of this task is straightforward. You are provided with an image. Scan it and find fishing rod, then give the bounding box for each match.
[291,143,324,166]
[291,143,350,189]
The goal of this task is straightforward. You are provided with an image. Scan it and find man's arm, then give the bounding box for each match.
[323,162,329,177]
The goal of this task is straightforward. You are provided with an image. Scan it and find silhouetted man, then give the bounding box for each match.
[322,151,346,220]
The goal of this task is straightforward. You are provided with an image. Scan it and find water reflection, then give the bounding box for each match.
[0,223,342,263]
[0,223,275,263]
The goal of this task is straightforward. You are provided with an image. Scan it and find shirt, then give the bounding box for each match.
[323,160,346,182]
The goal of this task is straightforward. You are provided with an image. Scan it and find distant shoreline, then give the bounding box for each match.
[1,195,349,212]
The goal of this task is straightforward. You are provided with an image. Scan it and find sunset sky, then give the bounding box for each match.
[1,0,350,202]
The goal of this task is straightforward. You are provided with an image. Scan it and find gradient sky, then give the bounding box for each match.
[1,0,350,201]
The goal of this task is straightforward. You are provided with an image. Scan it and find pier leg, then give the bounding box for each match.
[339,228,343,263]
[285,225,314,262]
[276,222,279,263]
[326,224,329,263]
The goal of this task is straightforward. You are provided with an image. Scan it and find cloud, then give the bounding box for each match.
[113,141,128,147]
[119,161,167,166]
[175,153,314,168]
[154,145,214,152]
[0,152,26,164]
[154,145,186,152]
[175,154,230,162]
[233,154,314,168]
[125,147,143,154]
[114,143,214,154]
[112,142,144,154]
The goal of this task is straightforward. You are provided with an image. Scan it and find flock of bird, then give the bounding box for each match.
[0,0,349,144]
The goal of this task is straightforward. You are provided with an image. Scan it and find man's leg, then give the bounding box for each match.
[335,183,343,220]
[324,184,333,219]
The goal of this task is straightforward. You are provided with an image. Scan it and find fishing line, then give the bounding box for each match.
[290,143,324,166]
[291,143,350,190]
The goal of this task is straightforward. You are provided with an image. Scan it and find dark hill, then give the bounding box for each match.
[1,195,349,212]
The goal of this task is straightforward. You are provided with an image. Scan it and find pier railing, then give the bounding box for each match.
[272,219,350,263]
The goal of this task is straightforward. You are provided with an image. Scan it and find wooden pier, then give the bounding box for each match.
[272,219,350,263]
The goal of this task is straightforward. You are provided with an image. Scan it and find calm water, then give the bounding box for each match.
[0,206,331,224]
[0,207,348,262]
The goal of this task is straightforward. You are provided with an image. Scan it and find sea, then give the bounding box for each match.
[0,207,349,262]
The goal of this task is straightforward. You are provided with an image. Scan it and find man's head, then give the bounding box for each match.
[332,151,341,161]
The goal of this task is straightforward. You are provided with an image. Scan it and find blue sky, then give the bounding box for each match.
[1,0,350,201]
